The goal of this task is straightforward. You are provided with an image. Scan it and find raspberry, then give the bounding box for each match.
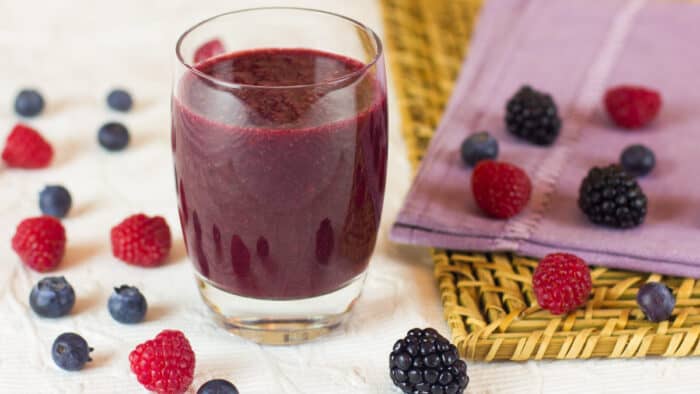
[12,216,66,272]
[2,123,53,168]
[604,85,661,129]
[129,330,195,394]
[194,39,225,63]
[111,214,171,267]
[471,160,532,219]
[533,253,592,315]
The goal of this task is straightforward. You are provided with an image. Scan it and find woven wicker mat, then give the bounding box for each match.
[380,0,700,361]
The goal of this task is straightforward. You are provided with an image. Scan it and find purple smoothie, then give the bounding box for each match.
[172,48,387,300]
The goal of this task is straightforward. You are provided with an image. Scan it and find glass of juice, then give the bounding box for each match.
[172,7,387,344]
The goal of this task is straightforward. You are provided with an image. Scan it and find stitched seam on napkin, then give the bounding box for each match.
[493,0,648,251]
[408,0,532,230]
[394,221,697,268]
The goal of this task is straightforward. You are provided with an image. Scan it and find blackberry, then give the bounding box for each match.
[578,164,647,228]
[505,85,561,145]
[389,328,469,394]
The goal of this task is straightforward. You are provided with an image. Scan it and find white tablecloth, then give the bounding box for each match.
[1,0,700,392]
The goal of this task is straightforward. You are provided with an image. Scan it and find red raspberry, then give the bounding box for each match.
[2,123,53,168]
[471,160,532,219]
[532,253,592,315]
[194,38,225,63]
[111,214,171,267]
[129,330,195,394]
[12,216,66,272]
[604,85,661,129]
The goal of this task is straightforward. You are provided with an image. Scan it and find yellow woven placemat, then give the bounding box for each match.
[380,0,700,361]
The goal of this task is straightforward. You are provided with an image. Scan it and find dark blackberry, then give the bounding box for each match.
[505,85,561,145]
[578,164,647,228]
[389,328,469,394]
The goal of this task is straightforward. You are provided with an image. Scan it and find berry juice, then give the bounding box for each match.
[172,48,387,300]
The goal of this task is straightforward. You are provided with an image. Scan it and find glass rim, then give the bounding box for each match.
[175,6,384,90]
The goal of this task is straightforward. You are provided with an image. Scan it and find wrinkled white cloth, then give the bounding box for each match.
[0,0,699,393]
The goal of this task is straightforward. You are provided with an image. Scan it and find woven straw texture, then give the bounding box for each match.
[380,0,700,361]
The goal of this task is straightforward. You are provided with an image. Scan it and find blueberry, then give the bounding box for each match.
[39,185,72,218]
[621,144,655,176]
[107,89,133,112]
[29,276,75,318]
[52,333,92,371]
[197,379,239,394]
[14,89,45,117]
[98,122,130,151]
[637,282,675,322]
[108,285,147,324]
[460,131,498,166]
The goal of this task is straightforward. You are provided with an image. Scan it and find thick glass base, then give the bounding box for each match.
[195,272,366,345]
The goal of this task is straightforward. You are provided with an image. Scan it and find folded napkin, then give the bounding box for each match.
[392,0,700,277]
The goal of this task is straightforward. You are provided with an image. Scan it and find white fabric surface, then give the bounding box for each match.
[1,0,700,393]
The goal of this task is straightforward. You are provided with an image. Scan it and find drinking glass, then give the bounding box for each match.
[172,7,387,344]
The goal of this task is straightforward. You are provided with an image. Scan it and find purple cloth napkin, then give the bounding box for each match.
[391,0,700,277]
